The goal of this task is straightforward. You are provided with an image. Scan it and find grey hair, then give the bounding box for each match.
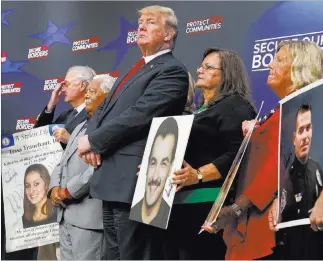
[278,40,323,90]
[66,66,96,87]
[138,5,178,49]
[202,47,256,110]
[93,74,117,94]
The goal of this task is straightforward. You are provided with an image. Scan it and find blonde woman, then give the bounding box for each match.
[183,72,196,114]
[202,40,323,260]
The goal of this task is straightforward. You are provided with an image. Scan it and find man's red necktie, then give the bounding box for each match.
[111,58,145,100]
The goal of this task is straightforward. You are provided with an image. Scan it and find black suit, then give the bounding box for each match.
[34,106,88,135]
[87,52,188,259]
[279,157,323,260]
[34,106,87,150]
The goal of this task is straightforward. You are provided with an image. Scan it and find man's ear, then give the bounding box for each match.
[80,81,87,92]
[293,132,296,147]
[164,30,173,42]
[103,90,110,98]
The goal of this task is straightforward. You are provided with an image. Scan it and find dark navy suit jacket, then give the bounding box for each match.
[88,52,189,204]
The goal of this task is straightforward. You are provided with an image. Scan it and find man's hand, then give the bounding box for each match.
[50,187,62,206]
[81,151,101,168]
[310,192,323,232]
[77,135,91,156]
[53,128,70,144]
[47,82,65,112]
[268,198,279,231]
[58,188,72,201]
[172,160,199,192]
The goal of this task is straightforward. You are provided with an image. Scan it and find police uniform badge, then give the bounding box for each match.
[316,170,322,187]
[294,192,302,203]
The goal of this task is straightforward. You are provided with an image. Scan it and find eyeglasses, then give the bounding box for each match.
[197,64,221,71]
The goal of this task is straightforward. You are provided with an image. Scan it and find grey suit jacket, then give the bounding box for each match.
[49,120,103,230]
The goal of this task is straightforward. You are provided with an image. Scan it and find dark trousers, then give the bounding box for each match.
[2,248,38,260]
[102,201,165,260]
[163,202,226,260]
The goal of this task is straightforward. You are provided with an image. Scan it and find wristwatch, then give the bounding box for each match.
[197,169,203,183]
[231,203,243,218]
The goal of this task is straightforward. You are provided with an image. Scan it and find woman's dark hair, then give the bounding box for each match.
[23,164,53,222]
[202,47,255,110]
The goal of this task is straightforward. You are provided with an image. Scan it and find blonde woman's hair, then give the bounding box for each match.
[185,72,196,113]
[138,5,178,49]
[278,40,323,89]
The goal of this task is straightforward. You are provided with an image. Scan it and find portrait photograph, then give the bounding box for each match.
[130,115,194,229]
[278,80,323,229]
[22,163,57,229]
[1,126,62,252]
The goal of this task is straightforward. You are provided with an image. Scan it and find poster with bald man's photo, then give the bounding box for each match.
[1,125,63,252]
[277,79,323,229]
[130,115,194,229]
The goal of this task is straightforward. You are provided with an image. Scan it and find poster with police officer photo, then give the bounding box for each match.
[277,79,323,229]
[130,115,194,229]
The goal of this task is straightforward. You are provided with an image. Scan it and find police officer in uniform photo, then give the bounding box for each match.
[279,104,323,260]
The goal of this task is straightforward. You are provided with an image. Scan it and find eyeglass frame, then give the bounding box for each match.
[197,63,222,71]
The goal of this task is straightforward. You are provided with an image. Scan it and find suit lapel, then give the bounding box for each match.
[98,65,130,119]
[64,120,87,160]
[99,52,173,121]
[65,108,87,133]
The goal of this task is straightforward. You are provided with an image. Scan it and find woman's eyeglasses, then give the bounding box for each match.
[197,64,221,71]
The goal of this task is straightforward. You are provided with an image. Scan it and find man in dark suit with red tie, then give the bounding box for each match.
[77,5,189,260]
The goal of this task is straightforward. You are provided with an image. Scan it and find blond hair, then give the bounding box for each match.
[278,40,323,89]
[185,72,196,113]
[138,5,178,49]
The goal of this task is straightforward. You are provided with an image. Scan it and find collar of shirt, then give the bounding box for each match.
[143,49,171,64]
[74,103,85,114]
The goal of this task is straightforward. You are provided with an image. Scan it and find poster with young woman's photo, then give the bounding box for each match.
[277,79,323,229]
[1,125,63,252]
[129,115,194,229]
